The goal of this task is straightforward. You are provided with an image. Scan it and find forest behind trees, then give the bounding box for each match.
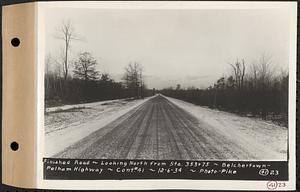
[45,21,150,107]
[45,54,150,107]
[160,56,289,127]
[45,52,150,107]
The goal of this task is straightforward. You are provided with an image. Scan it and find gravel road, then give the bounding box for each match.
[53,95,276,160]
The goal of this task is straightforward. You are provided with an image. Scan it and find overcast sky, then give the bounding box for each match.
[45,8,291,89]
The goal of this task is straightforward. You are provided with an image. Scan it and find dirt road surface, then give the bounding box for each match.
[54,95,282,160]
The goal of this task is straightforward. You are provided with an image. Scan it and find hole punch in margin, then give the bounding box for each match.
[11,37,20,47]
[10,141,19,151]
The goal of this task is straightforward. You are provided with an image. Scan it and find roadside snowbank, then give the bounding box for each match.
[45,97,134,113]
[45,97,151,157]
[164,95,287,160]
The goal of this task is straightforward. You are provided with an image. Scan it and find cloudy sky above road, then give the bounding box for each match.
[44,7,292,89]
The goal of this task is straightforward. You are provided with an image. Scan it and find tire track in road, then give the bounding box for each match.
[54,100,150,158]
[164,99,223,159]
[156,103,175,160]
[133,102,156,159]
[155,102,160,159]
[165,98,257,160]
[125,101,155,159]
[159,104,186,160]
[86,101,151,159]
[113,103,153,159]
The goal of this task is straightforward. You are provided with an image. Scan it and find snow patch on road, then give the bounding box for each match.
[45,97,152,157]
[164,95,287,160]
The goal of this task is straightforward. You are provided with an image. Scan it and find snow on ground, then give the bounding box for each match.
[44,97,152,157]
[164,95,288,161]
[45,98,134,113]
[45,94,287,160]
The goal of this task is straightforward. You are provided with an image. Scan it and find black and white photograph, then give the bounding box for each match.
[40,2,296,185]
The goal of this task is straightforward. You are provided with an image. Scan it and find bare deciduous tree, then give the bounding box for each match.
[230,58,246,89]
[249,54,274,89]
[55,20,79,80]
[123,62,144,98]
[45,53,52,75]
[257,54,273,84]
[100,73,111,82]
[73,52,100,82]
